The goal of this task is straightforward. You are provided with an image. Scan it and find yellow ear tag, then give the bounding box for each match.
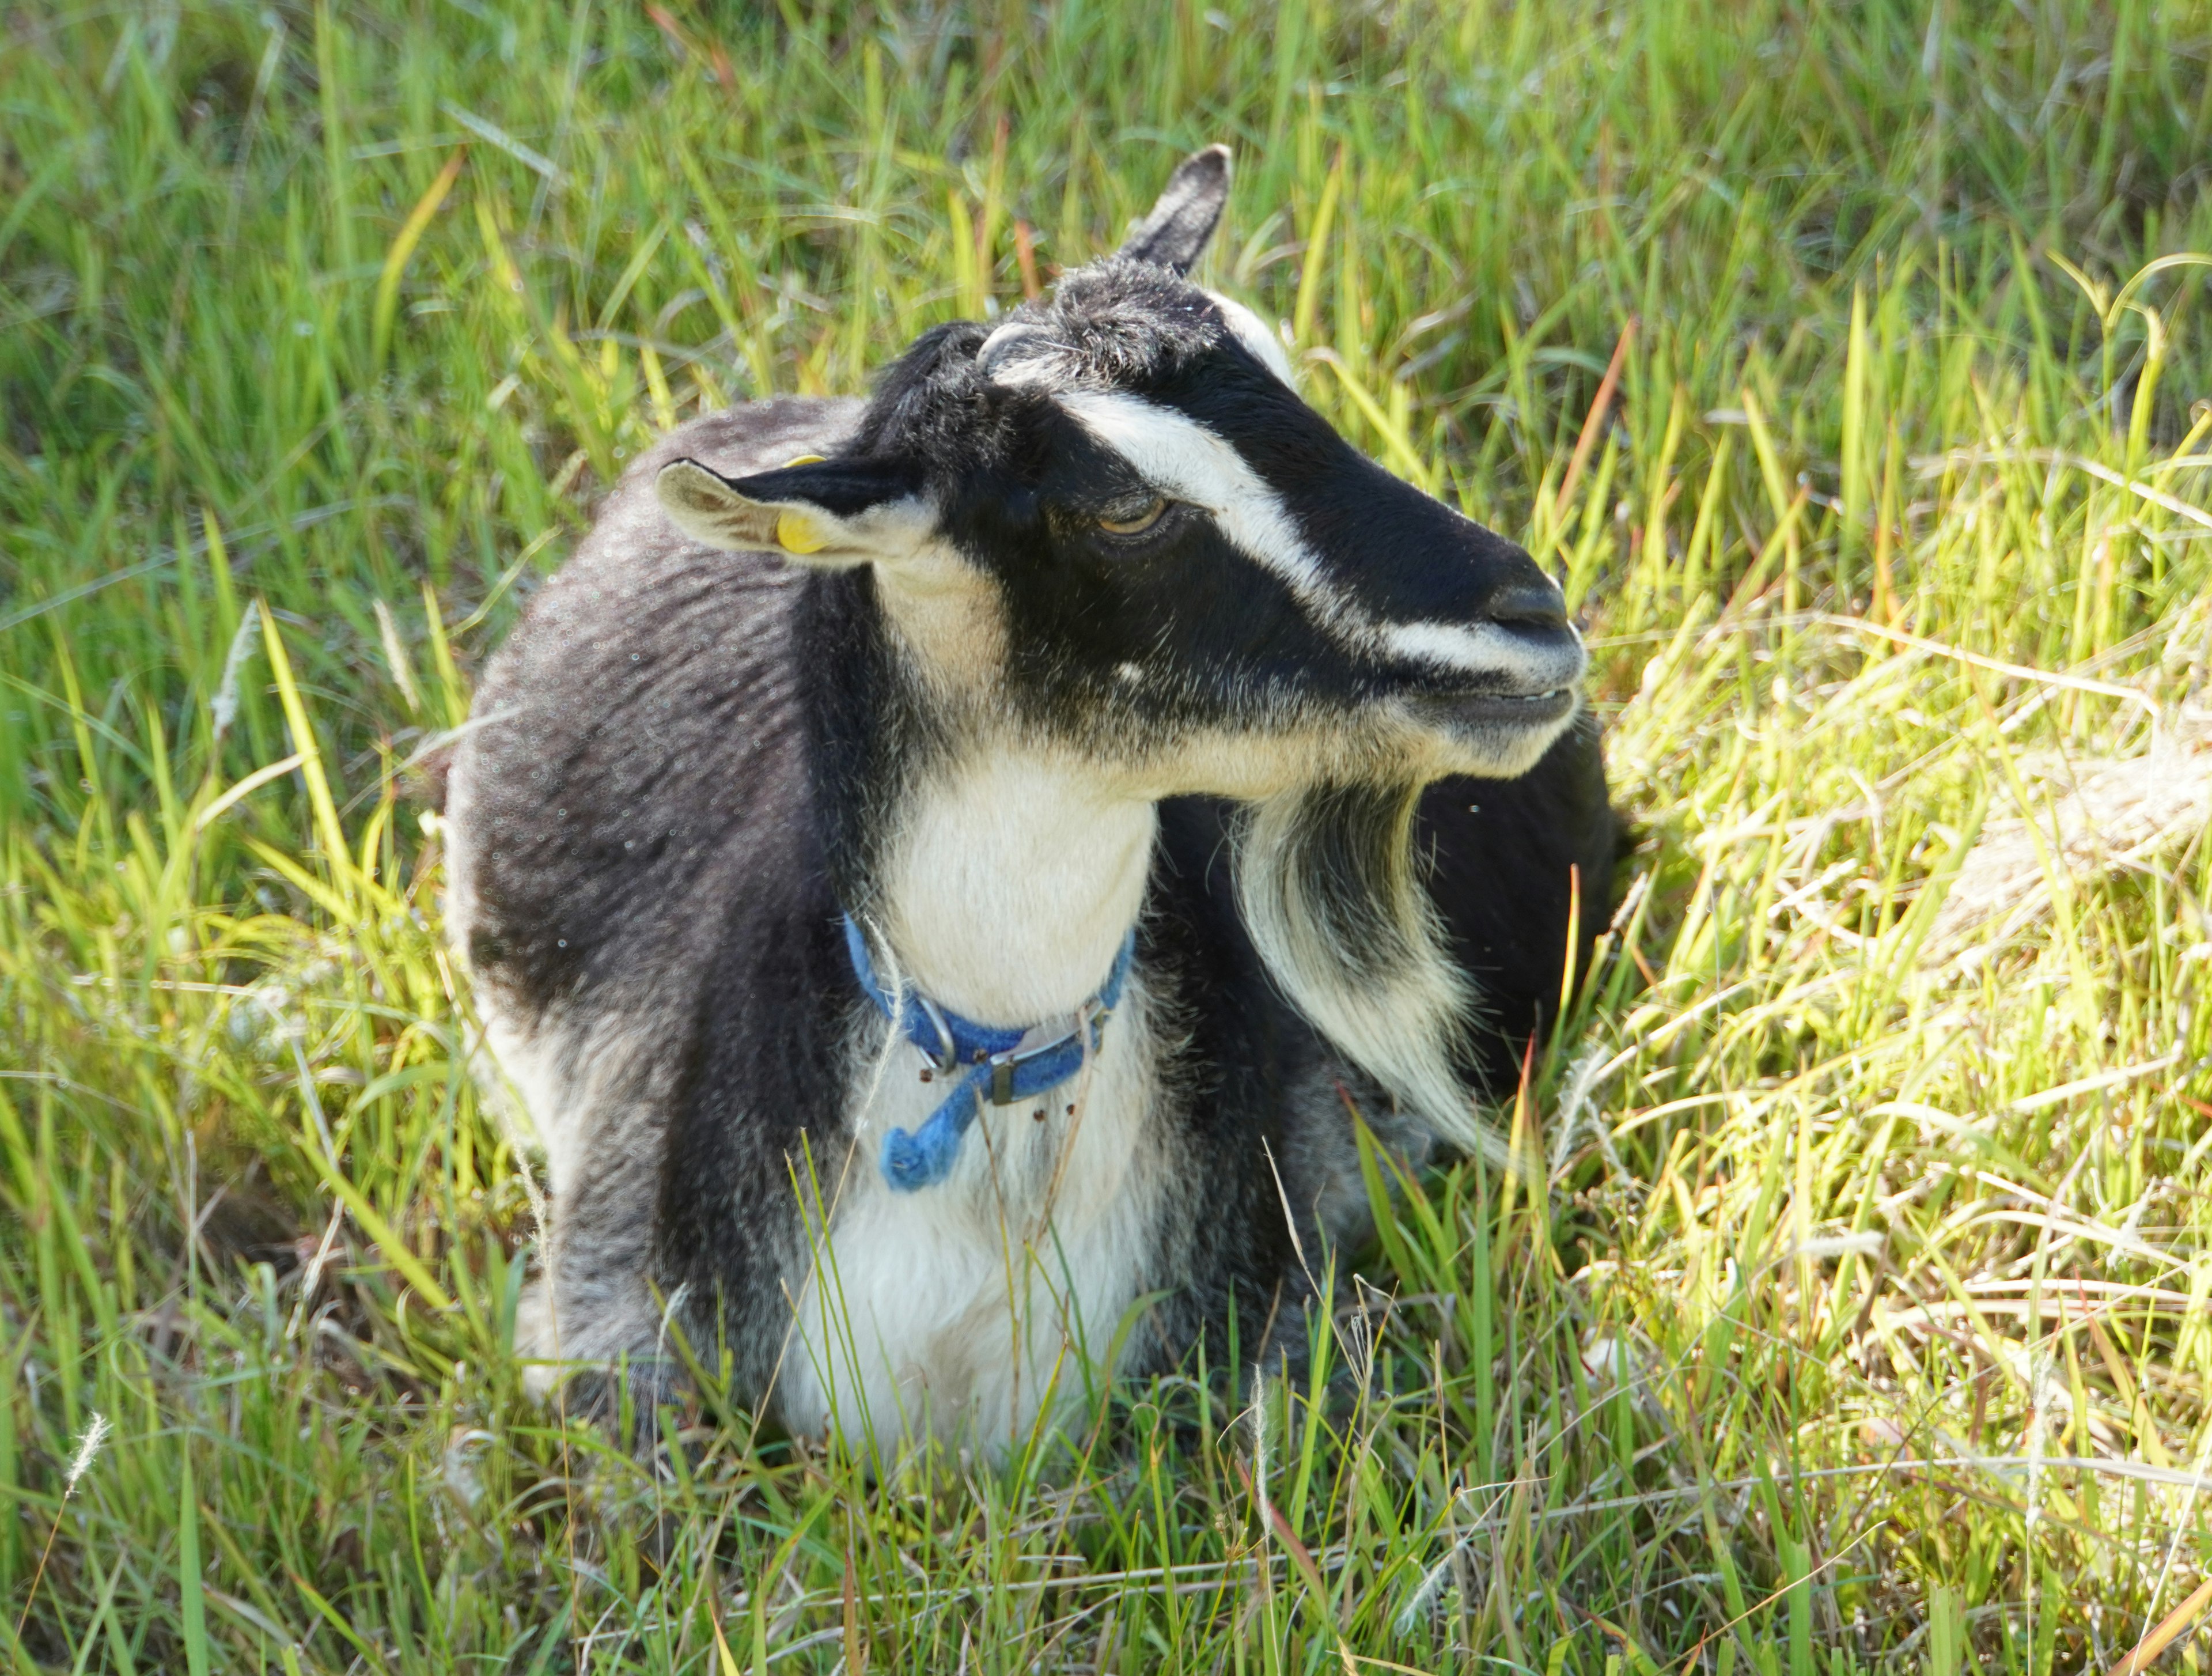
[775,510,828,554]
[782,454,827,467]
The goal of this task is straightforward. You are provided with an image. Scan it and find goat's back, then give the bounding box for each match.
[447,397,865,1034]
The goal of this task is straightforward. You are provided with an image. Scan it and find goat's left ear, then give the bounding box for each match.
[1118,145,1232,275]
[656,455,931,567]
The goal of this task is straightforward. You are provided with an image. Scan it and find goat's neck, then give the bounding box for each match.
[800,568,1153,1026]
[869,747,1156,1027]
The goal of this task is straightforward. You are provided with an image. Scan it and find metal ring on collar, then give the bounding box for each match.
[915,993,959,1072]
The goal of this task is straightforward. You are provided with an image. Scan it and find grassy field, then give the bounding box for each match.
[6,0,2212,1670]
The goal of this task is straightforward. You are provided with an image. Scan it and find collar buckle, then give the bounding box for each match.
[841,911,1139,1185]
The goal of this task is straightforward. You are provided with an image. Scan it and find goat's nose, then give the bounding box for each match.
[1482,581,1570,635]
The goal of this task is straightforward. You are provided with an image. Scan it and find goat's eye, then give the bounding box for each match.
[1096,496,1168,536]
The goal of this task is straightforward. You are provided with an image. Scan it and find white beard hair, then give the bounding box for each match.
[1232,782,1514,1171]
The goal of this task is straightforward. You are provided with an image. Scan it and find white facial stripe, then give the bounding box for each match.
[1383,620,1578,684]
[1056,391,1584,691]
[1055,390,1360,635]
[1205,292,1297,387]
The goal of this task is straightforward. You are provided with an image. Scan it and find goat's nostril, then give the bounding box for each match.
[1483,583,1570,634]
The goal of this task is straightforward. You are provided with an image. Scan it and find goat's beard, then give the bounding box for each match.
[1233,782,1512,1170]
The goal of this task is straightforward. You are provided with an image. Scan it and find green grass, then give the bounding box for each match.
[5,0,2212,1669]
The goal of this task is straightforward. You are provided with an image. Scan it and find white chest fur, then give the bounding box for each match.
[772,978,1166,1458]
[774,748,1171,1458]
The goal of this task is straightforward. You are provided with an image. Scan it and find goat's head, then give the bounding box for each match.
[658,146,1586,798]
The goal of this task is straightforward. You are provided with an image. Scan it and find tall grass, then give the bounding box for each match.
[4,0,2211,1670]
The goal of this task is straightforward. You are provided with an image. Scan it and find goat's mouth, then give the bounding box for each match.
[1403,684,1578,732]
[1392,678,1582,778]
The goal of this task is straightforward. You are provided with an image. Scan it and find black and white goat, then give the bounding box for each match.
[445,148,1617,1458]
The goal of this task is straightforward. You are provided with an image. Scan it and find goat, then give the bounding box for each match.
[444,147,1618,1460]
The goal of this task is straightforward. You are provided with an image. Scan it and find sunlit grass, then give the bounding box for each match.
[5,1,2212,1670]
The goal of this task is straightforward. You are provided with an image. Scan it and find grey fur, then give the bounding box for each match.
[444,152,1616,1458]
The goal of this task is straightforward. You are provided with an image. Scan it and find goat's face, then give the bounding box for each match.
[660,147,1586,796]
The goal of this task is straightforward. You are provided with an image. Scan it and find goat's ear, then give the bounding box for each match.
[1118,145,1232,275]
[656,455,931,566]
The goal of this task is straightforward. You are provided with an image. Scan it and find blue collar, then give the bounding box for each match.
[841,914,1137,1191]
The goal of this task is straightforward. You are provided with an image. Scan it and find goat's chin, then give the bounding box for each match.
[1418,701,1581,782]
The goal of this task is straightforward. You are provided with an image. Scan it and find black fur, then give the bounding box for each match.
[1117,145,1234,275]
[690,263,1577,765]
[445,154,1618,1447]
